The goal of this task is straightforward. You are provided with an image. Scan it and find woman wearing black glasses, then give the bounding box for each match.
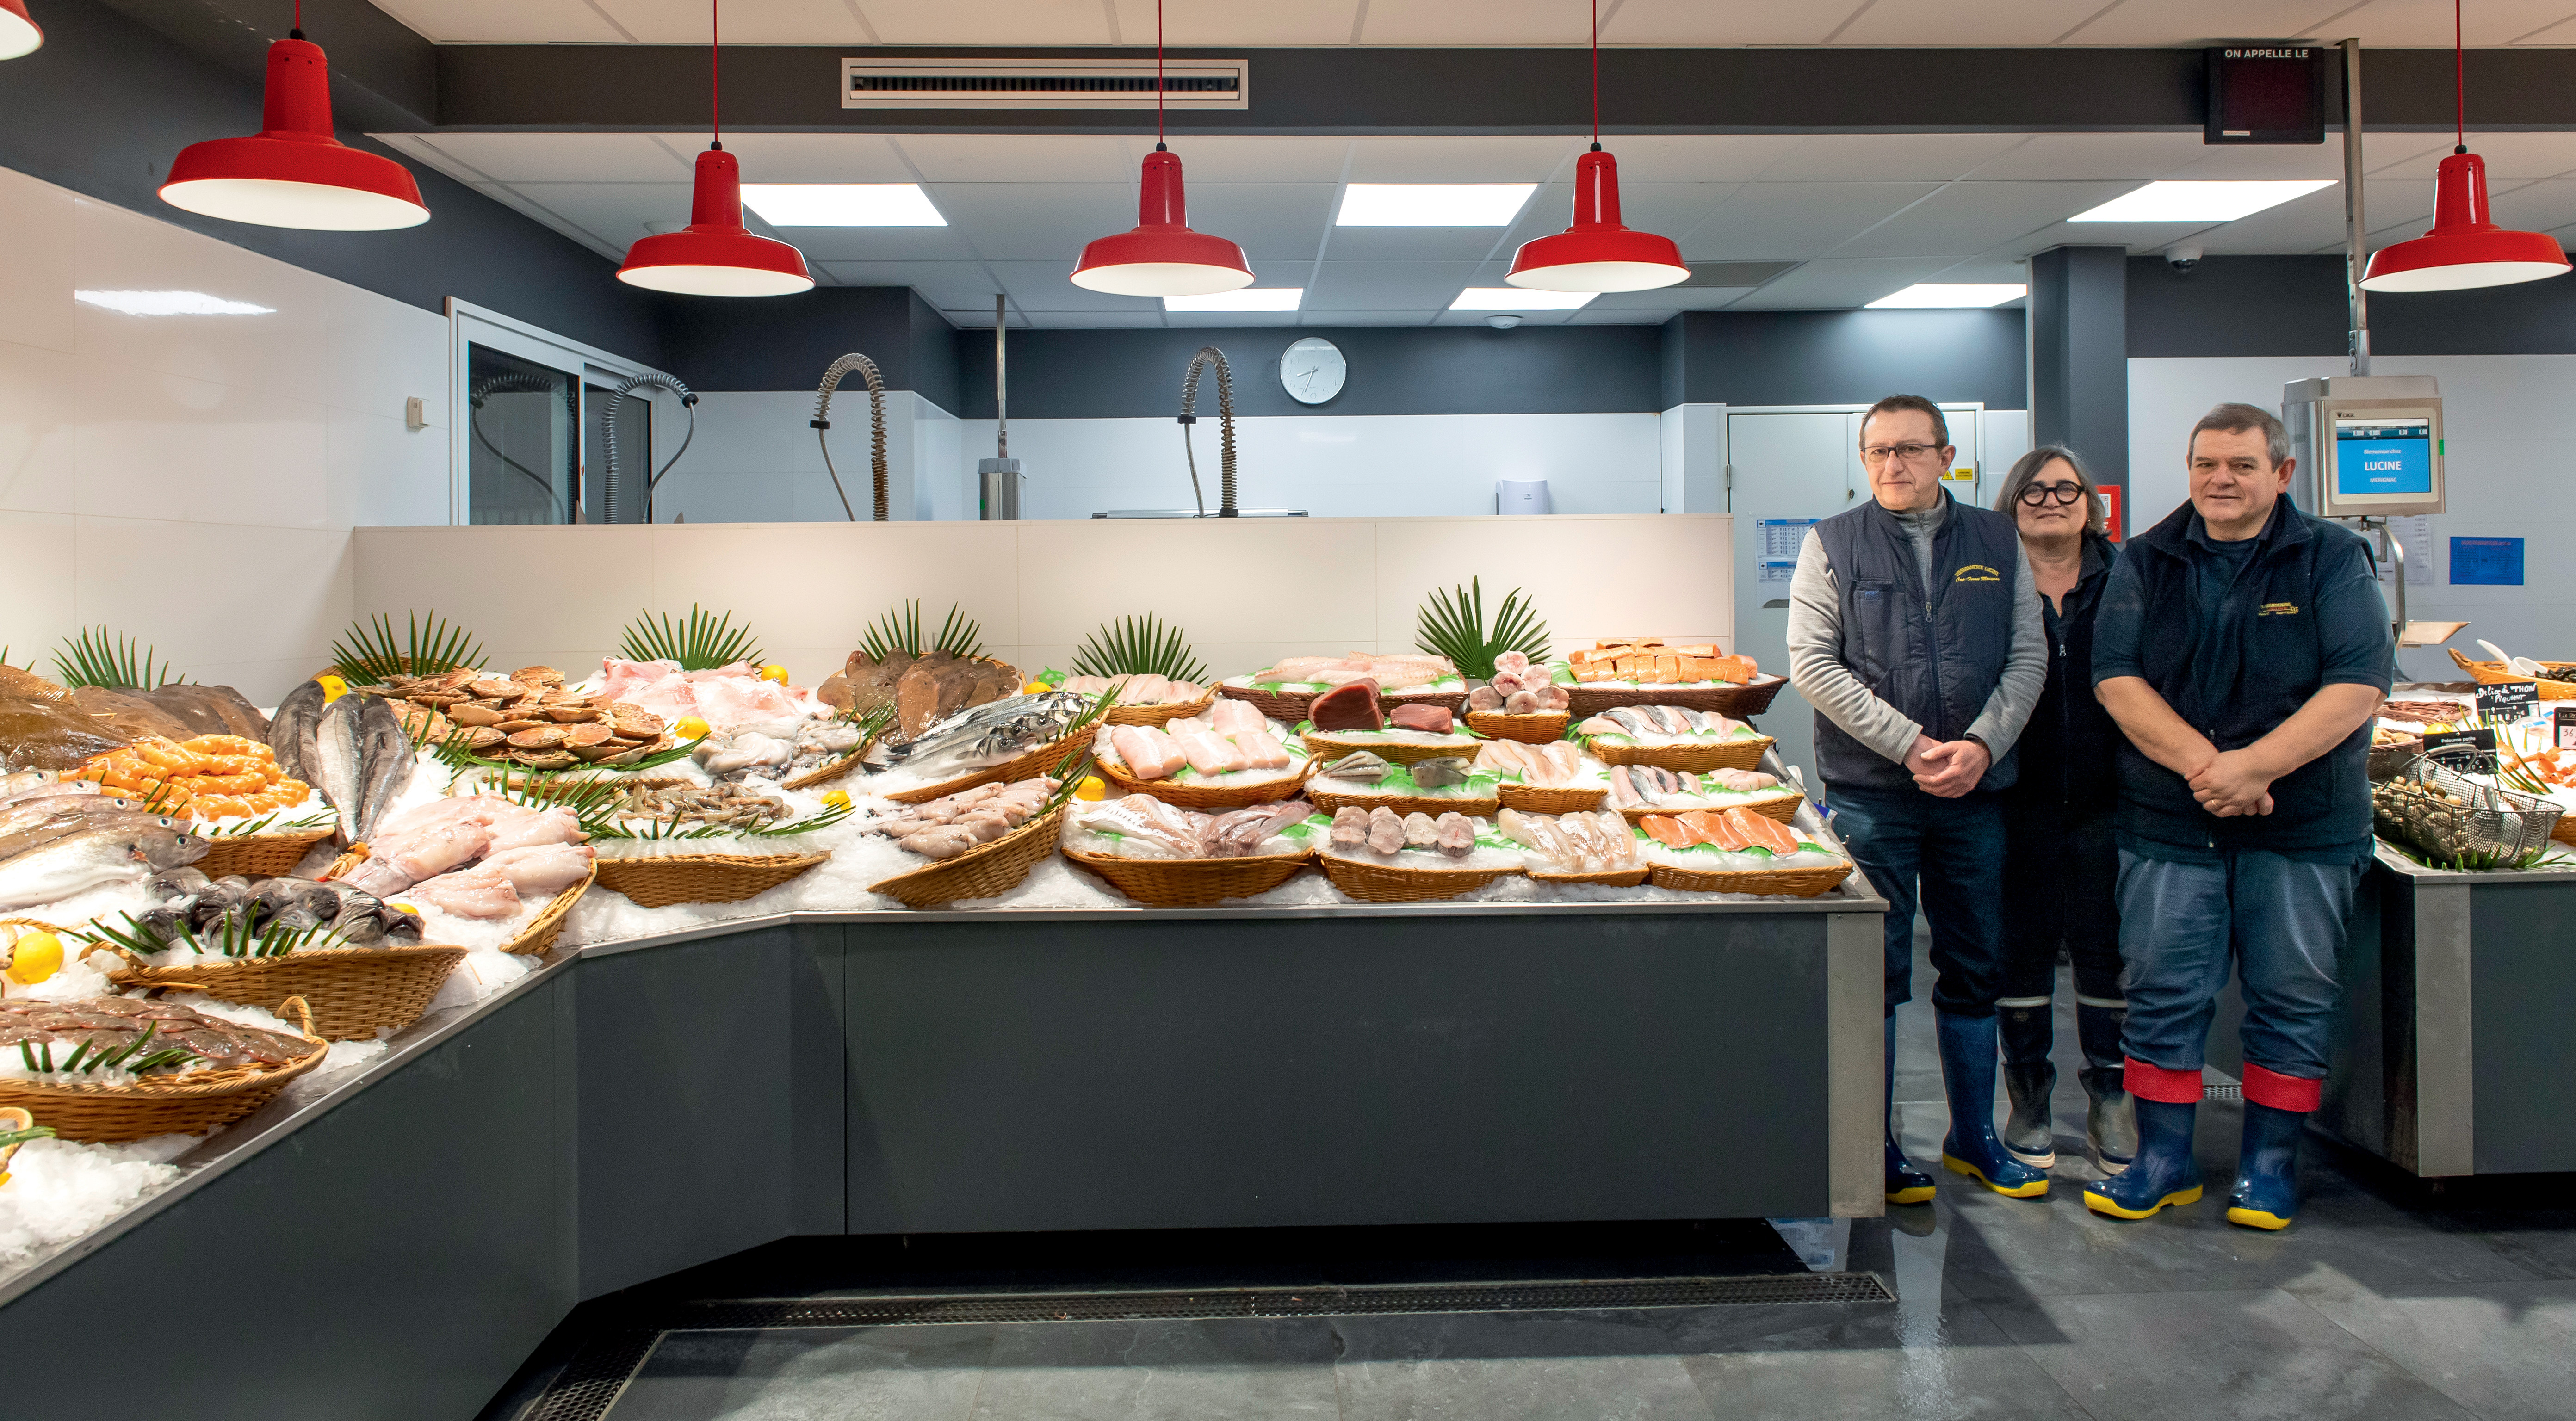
[1990,446,2136,1178]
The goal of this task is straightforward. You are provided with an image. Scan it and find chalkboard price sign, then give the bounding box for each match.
[2478,680,2540,722]
[2422,728,2499,774]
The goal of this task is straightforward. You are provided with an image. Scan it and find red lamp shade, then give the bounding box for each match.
[160,38,429,230]
[618,148,814,297]
[0,0,42,60]
[1071,149,1253,297]
[1506,149,1688,293]
[2362,151,2571,293]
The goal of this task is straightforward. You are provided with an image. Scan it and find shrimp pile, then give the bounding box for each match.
[72,734,312,820]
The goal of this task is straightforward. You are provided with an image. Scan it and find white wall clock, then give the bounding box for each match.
[1280,337,1346,406]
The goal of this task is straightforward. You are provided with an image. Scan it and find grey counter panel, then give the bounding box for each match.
[2470,881,2576,1175]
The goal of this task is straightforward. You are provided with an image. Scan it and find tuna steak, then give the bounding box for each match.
[1307,679,1383,732]
[1388,703,1453,734]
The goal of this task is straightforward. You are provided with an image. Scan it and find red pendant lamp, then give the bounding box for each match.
[1069,0,1252,297]
[0,0,43,60]
[2361,0,2570,293]
[618,0,813,297]
[158,3,428,230]
[1506,0,1687,293]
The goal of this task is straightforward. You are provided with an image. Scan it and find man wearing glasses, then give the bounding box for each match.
[1787,393,2048,1206]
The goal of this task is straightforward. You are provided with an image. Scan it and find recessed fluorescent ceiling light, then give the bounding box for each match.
[1450,287,1594,310]
[738,184,946,226]
[1338,184,1538,226]
[2069,179,2334,223]
[1867,283,2028,309]
[1164,288,1304,311]
[74,289,274,316]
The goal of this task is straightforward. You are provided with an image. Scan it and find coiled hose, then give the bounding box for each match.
[811,353,887,521]
[602,373,698,524]
[1178,346,1238,518]
[469,373,572,518]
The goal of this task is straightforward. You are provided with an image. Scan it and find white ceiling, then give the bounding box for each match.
[365,0,2576,48]
[371,128,2576,326]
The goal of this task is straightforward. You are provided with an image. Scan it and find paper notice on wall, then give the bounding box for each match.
[2374,516,2433,584]
[1759,558,1799,585]
[1759,518,1817,559]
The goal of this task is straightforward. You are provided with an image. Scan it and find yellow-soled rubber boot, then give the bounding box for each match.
[2225,1098,2308,1231]
[1887,1137,1936,1205]
[1933,1010,2050,1199]
[2083,1096,2202,1220]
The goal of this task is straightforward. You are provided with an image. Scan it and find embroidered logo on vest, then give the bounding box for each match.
[2258,601,2302,616]
[1952,564,2002,583]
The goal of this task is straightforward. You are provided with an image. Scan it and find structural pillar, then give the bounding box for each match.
[2027,245,2129,534]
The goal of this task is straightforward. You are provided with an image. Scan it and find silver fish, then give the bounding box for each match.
[694,730,797,780]
[0,822,209,910]
[1322,751,1391,784]
[268,678,328,787]
[1410,756,1473,789]
[884,692,1092,778]
[313,692,415,845]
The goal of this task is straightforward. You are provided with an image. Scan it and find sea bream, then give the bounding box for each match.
[877,692,1091,779]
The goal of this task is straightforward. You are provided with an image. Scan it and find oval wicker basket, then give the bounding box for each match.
[1094,753,1313,810]
[1304,785,1500,819]
[870,804,1069,909]
[1615,794,1802,827]
[1497,782,1609,813]
[0,995,329,1143]
[197,825,338,879]
[1301,729,1485,768]
[1103,687,1219,727]
[879,729,1092,805]
[1463,710,1569,744]
[781,731,885,792]
[2447,648,2576,700]
[1062,845,1313,907]
[1381,687,1470,714]
[1647,860,1852,897]
[1319,854,1518,903]
[1566,676,1790,717]
[1217,681,1317,723]
[502,772,690,800]
[1528,865,1651,888]
[592,851,830,908]
[109,944,467,1041]
[322,857,594,958]
[1590,736,1776,773]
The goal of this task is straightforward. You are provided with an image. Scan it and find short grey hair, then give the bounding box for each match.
[2189,402,2290,468]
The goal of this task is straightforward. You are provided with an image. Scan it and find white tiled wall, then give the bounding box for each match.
[0,164,449,702]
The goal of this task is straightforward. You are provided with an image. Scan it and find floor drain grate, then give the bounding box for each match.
[667,1273,1895,1329]
[519,1330,658,1421]
[2205,1083,2243,1100]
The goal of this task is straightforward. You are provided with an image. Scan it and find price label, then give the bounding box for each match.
[2422,728,2498,774]
[2557,706,2576,750]
[2477,680,2539,723]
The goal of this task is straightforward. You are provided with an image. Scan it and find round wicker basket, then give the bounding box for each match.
[1319,854,1517,903]
[0,995,329,1143]
[1647,860,1852,897]
[1217,682,1317,723]
[1566,676,1790,717]
[1528,866,1651,888]
[1104,687,1219,727]
[1062,846,1313,907]
[1497,782,1608,813]
[1301,729,1484,768]
[1591,736,1776,773]
[197,825,338,879]
[593,852,830,908]
[870,804,1069,908]
[881,729,1091,805]
[109,945,466,1041]
[1616,795,1802,827]
[1463,710,1569,744]
[1304,785,1499,819]
[1094,754,1312,810]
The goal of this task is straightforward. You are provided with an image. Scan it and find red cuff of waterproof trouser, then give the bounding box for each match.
[2242,1063,2323,1112]
[2125,1057,2205,1104]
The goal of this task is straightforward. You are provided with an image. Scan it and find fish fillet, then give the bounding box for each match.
[1365,805,1406,854]
[475,844,595,896]
[1208,700,1267,736]
[1330,806,1369,848]
[1728,808,1802,856]
[1677,810,1745,850]
[1176,731,1245,775]
[401,868,524,919]
[1638,815,1692,849]
[1607,766,1646,809]
[1232,731,1292,771]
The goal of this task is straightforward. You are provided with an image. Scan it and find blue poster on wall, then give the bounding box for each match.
[2450,537,2525,586]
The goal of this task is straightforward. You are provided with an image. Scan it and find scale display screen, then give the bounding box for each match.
[2334,417,2435,497]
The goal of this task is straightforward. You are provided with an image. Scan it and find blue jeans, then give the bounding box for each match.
[1829,785,2009,1018]
[2114,848,2362,1080]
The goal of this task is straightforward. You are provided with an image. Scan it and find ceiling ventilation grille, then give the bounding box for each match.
[842,57,1250,111]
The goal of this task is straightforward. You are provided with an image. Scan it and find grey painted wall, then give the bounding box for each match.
[2031,246,2130,488]
[661,286,964,414]
[1662,309,2030,410]
[2126,253,2576,358]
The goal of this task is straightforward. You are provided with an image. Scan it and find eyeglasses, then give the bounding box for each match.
[2018,480,2087,507]
[1859,442,1945,466]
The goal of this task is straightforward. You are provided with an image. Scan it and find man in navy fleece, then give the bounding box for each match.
[2085,402,2391,1231]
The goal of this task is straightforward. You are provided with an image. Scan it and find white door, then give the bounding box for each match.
[1726,411,1867,782]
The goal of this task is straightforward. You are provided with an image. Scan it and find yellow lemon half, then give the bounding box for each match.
[760,664,790,684]
[316,673,349,705]
[675,716,711,741]
[1076,776,1108,802]
[1022,680,1051,695]
[822,790,850,809]
[5,931,63,986]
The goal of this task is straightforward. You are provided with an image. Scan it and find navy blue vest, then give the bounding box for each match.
[1814,491,2023,794]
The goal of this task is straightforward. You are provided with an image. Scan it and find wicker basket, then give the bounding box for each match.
[1319,853,1518,903]
[1648,860,1853,897]
[1591,736,1776,773]
[1304,785,1500,819]
[1301,729,1485,768]
[1497,782,1608,813]
[0,995,329,1143]
[1566,676,1790,717]
[871,804,1069,908]
[881,729,1091,806]
[593,852,829,908]
[320,857,594,957]
[1616,794,1802,827]
[1104,687,1219,727]
[1463,710,1570,744]
[109,945,466,1041]
[502,772,689,799]
[1381,687,1470,714]
[197,825,338,878]
[1217,682,1317,723]
[2446,649,2576,700]
[1095,754,1313,810]
[781,732,884,792]
[1528,865,1651,888]
[1062,846,1313,906]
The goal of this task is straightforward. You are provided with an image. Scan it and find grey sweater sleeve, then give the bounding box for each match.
[1964,540,2047,756]
[1784,529,1923,765]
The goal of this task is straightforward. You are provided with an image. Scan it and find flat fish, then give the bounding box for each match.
[1410,757,1472,789]
[1322,751,1391,785]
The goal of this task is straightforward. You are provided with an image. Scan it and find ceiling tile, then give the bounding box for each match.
[1341,136,1585,184]
[1584,285,1763,311]
[1744,134,2031,182]
[416,133,693,184]
[1299,310,1438,326]
[1725,257,1956,310]
[1171,185,1337,261]
[1305,260,1484,307]
[1163,309,1305,327]
[1601,136,1821,185]
[1497,182,1734,250]
[464,182,625,259]
[1597,0,1847,43]
[1126,136,1352,183]
[923,183,1138,260]
[1322,225,1525,262]
[859,0,1116,44]
[891,135,1138,184]
[2382,132,2576,181]
[1962,133,2207,181]
[1829,180,2144,259]
[2292,0,2576,46]
[1022,311,1168,328]
[772,225,980,262]
[1432,309,1579,326]
[1109,0,1361,44]
[366,0,627,42]
[2058,2,2364,45]
[987,260,1163,312]
[594,0,870,42]
[1567,306,1689,324]
[692,134,918,183]
[1830,0,2112,45]
[1355,0,1591,45]
[505,181,694,247]
[1679,182,1942,259]
[2158,143,2347,182]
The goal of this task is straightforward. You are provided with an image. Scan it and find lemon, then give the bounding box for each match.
[315,673,349,705]
[675,716,711,741]
[5,932,63,986]
[822,790,850,809]
[1076,775,1107,802]
[760,664,790,684]
[388,902,420,917]
[1022,680,1051,695]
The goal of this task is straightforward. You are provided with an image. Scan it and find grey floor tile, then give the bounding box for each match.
[2446,1210,2576,1280]
[1983,1288,2481,1421]
[2285,1276,2576,1421]
[608,1325,995,1421]
[1331,1310,1717,1420]
[967,1317,1341,1421]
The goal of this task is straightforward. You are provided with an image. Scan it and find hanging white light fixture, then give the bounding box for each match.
[0,0,43,60]
[1505,0,1688,294]
[1069,0,1253,297]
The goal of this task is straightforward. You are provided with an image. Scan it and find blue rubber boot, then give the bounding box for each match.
[1885,1016,1934,1205]
[2083,1097,2203,1220]
[1933,1010,2050,1198]
[2226,1103,2306,1231]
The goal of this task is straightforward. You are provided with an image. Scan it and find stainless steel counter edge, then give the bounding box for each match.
[0,887,1891,1309]
[2371,841,2576,883]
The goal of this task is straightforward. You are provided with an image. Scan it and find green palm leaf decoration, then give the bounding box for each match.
[1415,578,1550,679]
[331,612,486,684]
[857,600,986,661]
[1069,615,1207,683]
[620,605,764,670]
[52,626,183,689]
